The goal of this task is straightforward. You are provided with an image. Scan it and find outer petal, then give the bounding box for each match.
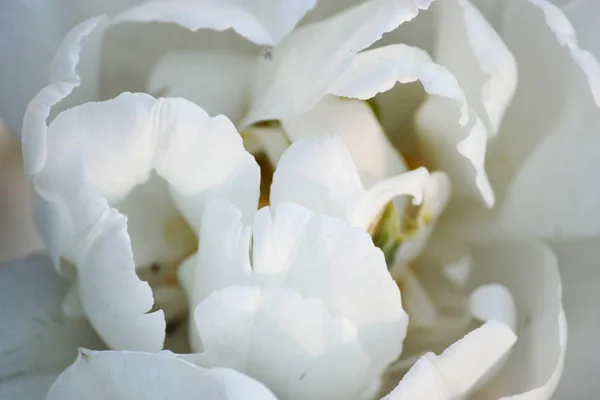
[558,0,600,60]
[114,0,317,46]
[242,0,434,124]
[465,241,567,399]
[281,96,408,188]
[551,237,600,397]
[270,135,365,223]
[484,0,600,238]
[32,93,259,351]
[383,321,517,399]
[21,16,106,177]
[0,0,140,136]
[45,350,277,400]
[0,254,104,398]
[195,286,372,400]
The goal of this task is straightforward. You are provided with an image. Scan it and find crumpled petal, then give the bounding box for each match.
[281,96,408,189]
[45,350,277,400]
[242,0,434,125]
[114,0,317,46]
[483,0,600,238]
[466,241,567,399]
[29,92,259,351]
[0,254,104,398]
[383,321,517,399]
[191,201,407,399]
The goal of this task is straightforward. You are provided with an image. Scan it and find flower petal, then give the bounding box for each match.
[466,241,566,399]
[433,0,517,135]
[252,204,408,377]
[187,200,253,351]
[242,0,434,124]
[32,93,259,350]
[353,167,430,230]
[0,0,139,136]
[469,284,517,331]
[0,254,104,397]
[383,321,517,399]
[114,0,317,46]
[45,350,277,400]
[329,44,469,125]
[270,135,365,224]
[147,51,255,122]
[484,0,600,238]
[281,96,408,189]
[194,286,372,400]
[21,16,106,177]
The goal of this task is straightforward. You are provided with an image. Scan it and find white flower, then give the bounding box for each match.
[1,0,600,398]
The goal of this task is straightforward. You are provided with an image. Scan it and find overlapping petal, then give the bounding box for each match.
[384,321,517,399]
[271,135,428,229]
[483,0,600,238]
[27,91,259,351]
[190,200,407,399]
[242,0,435,124]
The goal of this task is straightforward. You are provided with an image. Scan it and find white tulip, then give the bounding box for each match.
[1,0,599,398]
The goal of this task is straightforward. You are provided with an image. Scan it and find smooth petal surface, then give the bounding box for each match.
[115,0,317,46]
[281,96,408,188]
[0,254,104,397]
[45,350,277,400]
[465,241,566,399]
[148,51,255,122]
[270,135,365,224]
[484,0,600,238]
[384,321,517,399]
[242,0,434,125]
[551,237,600,397]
